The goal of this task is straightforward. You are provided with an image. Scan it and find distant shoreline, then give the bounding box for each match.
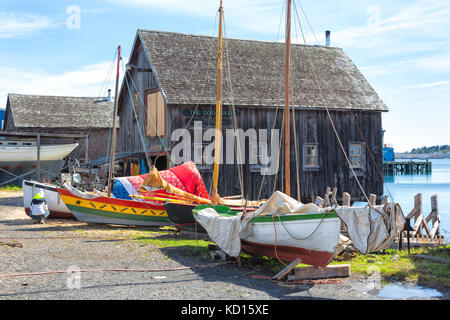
[395,153,450,160]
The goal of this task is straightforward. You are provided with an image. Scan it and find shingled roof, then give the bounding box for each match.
[6,94,115,129]
[138,29,388,112]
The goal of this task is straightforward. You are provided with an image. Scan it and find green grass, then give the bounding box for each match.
[331,245,450,288]
[0,185,23,191]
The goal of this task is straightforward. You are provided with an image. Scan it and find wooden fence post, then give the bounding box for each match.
[369,194,377,206]
[342,192,351,207]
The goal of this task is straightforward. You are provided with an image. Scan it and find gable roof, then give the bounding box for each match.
[138,29,388,112]
[6,94,115,129]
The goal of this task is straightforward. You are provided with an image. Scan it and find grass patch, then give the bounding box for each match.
[0,185,23,191]
[331,245,450,288]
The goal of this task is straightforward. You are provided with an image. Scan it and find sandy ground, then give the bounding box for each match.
[0,190,446,301]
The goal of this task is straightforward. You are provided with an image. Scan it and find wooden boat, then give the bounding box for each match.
[22,180,74,219]
[193,194,341,267]
[165,201,257,233]
[165,202,207,233]
[0,140,78,162]
[58,187,170,227]
[234,0,341,266]
[239,210,341,267]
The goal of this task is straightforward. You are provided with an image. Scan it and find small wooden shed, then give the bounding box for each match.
[3,93,115,162]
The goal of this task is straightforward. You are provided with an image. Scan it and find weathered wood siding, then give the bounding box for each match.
[117,40,168,155]
[167,104,384,201]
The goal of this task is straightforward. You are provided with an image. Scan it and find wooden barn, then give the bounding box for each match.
[3,93,115,163]
[117,29,388,202]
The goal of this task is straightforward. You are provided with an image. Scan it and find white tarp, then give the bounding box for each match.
[335,203,405,254]
[193,207,243,257]
[194,191,324,257]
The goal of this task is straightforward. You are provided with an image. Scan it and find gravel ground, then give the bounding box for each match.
[0,190,446,301]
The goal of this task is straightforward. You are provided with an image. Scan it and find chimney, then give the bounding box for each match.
[325,30,331,46]
[107,89,112,101]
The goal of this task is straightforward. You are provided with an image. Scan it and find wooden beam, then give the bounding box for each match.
[0,130,85,139]
[272,257,302,281]
[288,264,350,281]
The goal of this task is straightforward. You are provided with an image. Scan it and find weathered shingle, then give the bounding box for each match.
[138,29,388,112]
[7,94,115,128]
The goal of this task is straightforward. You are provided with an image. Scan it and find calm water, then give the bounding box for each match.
[384,159,450,243]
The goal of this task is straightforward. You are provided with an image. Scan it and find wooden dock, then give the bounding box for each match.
[383,160,431,175]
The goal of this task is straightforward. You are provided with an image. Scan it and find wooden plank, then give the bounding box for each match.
[272,257,302,281]
[156,91,165,136]
[288,264,350,281]
[0,130,85,139]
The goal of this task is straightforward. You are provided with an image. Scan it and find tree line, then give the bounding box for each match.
[410,145,450,154]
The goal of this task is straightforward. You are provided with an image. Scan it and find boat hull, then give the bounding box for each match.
[165,202,207,233]
[241,212,341,267]
[0,143,79,162]
[58,188,171,227]
[22,180,74,219]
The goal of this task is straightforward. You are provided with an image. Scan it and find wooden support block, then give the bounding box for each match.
[342,192,351,207]
[369,194,377,206]
[272,257,302,281]
[288,264,350,281]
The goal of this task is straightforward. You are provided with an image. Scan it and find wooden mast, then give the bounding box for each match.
[284,0,292,196]
[107,45,121,197]
[211,0,224,204]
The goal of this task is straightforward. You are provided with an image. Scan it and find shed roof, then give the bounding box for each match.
[138,29,388,112]
[6,94,115,129]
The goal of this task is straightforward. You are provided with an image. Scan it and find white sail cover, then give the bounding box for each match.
[194,207,243,257]
[335,203,405,254]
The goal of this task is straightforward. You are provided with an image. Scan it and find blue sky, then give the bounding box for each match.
[0,0,449,152]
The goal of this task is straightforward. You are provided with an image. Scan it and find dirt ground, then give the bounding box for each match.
[0,190,446,301]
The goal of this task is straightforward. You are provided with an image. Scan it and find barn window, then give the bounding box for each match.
[349,143,363,168]
[303,143,319,170]
[145,90,165,137]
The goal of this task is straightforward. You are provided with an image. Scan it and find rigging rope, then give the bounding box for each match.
[293,0,394,204]
[292,0,372,205]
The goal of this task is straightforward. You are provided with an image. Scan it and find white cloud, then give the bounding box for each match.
[106,0,284,36]
[0,59,128,110]
[0,12,53,39]
[404,81,450,89]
